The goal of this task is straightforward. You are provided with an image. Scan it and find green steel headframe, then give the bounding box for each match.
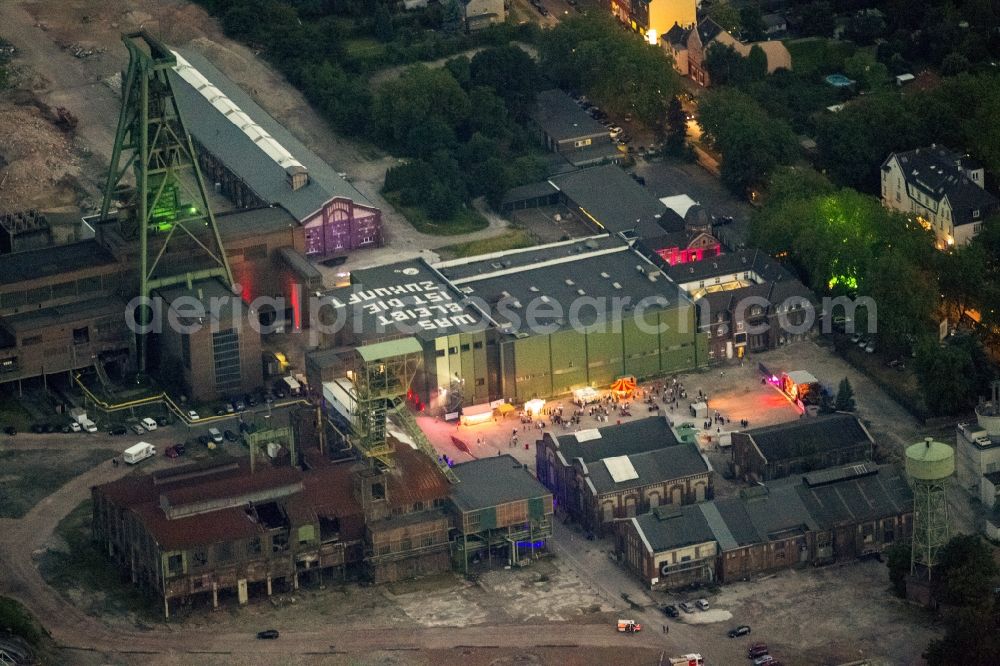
[99,31,234,371]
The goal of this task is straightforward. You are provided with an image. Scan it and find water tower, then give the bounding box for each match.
[906,437,955,579]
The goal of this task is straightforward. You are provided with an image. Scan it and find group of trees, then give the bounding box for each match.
[377,46,546,219]
[697,89,798,194]
[750,165,1000,415]
[538,14,681,135]
[924,535,1000,665]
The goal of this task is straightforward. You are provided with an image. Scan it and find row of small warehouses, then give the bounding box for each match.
[534,413,913,589]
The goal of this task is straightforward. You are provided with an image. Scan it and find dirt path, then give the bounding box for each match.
[367,42,538,89]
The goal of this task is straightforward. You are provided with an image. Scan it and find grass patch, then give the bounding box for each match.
[785,38,857,78]
[345,37,386,59]
[0,391,33,430]
[385,192,489,235]
[39,500,159,620]
[435,228,537,259]
[0,448,117,518]
[0,596,43,645]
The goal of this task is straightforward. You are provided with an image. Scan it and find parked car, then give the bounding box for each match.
[4,426,16,436]
[224,429,238,442]
[141,417,158,431]
[131,423,146,436]
[187,410,200,421]
[109,425,126,436]
[197,434,210,447]
[609,126,623,137]
[661,604,679,618]
[865,341,876,353]
[850,333,862,344]
[256,629,279,640]
[728,625,751,638]
[748,643,769,659]
[232,399,245,412]
[696,598,709,611]
[155,416,169,427]
[753,656,774,666]
[165,446,179,458]
[679,602,695,613]
[208,427,224,444]
[245,393,258,407]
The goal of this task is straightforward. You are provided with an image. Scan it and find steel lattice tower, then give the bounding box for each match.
[99,31,233,372]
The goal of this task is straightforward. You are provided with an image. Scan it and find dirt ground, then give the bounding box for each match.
[677,559,941,666]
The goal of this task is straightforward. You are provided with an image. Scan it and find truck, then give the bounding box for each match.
[69,407,98,433]
[616,619,642,633]
[282,375,301,396]
[668,655,704,666]
[123,442,156,464]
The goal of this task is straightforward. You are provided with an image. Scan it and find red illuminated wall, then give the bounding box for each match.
[656,243,721,266]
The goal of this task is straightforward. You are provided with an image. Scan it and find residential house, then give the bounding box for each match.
[607,0,697,44]
[881,145,998,249]
[463,0,506,31]
[664,18,792,86]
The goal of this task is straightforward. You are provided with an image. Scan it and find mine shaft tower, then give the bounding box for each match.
[326,338,458,483]
[99,31,233,372]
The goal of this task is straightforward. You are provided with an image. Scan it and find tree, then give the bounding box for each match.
[885,541,909,598]
[844,51,889,91]
[799,1,835,38]
[469,45,541,120]
[739,4,766,42]
[665,96,687,156]
[706,1,741,33]
[373,4,393,42]
[941,52,971,75]
[936,534,999,607]
[371,65,470,154]
[746,45,768,81]
[441,0,464,32]
[426,180,460,220]
[705,44,751,86]
[698,89,797,194]
[914,336,990,416]
[834,378,855,412]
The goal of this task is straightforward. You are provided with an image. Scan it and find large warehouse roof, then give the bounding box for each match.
[550,416,681,463]
[549,165,684,239]
[532,89,609,142]
[437,236,690,332]
[169,48,374,223]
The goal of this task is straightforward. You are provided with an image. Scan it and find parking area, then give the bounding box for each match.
[663,559,939,666]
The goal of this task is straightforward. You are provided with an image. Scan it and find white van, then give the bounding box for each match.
[141,417,158,431]
[123,442,156,464]
[208,427,223,444]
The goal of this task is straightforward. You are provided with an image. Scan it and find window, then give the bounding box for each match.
[460,343,470,352]
[573,138,592,148]
[72,326,90,344]
[0,356,19,374]
[973,209,981,219]
[247,537,262,556]
[422,536,434,547]
[21,335,42,347]
[212,328,241,392]
[167,553,183,575]
[448,347,457,355]
[476,378,485,386]
[435,349,445,357]
[216,541,233,563]
[378,544,390,555]
[413,501,424,512]
[473,341,483,349]
[371,482,386,500]
[193,549,208,567]
[271,532,289,552]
